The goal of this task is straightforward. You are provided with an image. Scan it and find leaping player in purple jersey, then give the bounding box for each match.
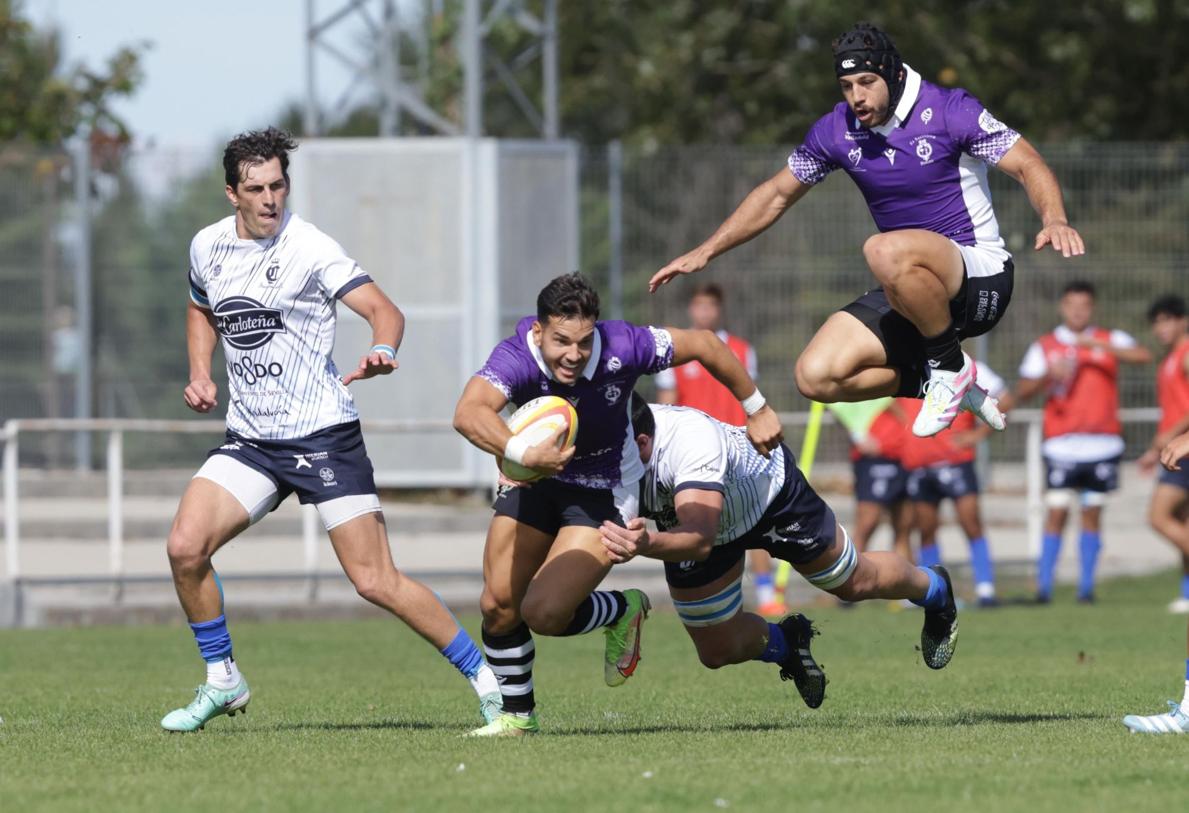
[650,22,1085,438]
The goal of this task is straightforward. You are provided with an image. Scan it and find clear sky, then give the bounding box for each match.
[28,0,360,150]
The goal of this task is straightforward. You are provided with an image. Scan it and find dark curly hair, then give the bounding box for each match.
[536,272,600,324]
[223,127,298,189]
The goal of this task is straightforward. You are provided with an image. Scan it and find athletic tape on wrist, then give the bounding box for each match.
[503,434,530,465]
[741,389,767,417]
[371,344,397,359]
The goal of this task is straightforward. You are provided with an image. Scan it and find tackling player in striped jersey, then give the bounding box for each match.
[161,128,500,732]
[598,394,960,709]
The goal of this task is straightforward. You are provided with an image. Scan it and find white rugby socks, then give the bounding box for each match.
[206,656,242,690]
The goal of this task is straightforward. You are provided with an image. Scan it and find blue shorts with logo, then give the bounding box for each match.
[1044,455,1120,494]
[854,456,909,505]
[208,420,377,505]
[493,477,638,536]
[907,461,980,505]
[663,446,837,589]
[1158,464,1189,492]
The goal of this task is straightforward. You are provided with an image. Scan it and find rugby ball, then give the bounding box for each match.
[498,396,579,482]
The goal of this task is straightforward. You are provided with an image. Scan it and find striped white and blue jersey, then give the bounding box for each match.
[188,212,373,440]
[642,404,787,546]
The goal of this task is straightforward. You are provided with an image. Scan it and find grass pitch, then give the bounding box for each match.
[3,573,1189,812]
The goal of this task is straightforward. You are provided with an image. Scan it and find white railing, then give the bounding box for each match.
[0,408,1163,598]
[1,417,453,596]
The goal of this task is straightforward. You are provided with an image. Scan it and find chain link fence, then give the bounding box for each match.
[1,140,1186,471]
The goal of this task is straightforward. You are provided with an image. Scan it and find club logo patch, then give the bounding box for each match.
[848,147,862,167]
[920,107,933,124]
[213,296,286,350]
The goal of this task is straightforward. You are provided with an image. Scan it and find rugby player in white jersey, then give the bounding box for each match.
[160,128,500,732]
[650,22,1085,438]
[599,394,959,706]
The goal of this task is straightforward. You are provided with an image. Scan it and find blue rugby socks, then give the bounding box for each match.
[1077,531,1101,599]
[918,543,941,569]
[756,622,790,664]
[969,536,995,598]
[190,613,240,689]
[1037,532,1062,598]
[910,566,947,611]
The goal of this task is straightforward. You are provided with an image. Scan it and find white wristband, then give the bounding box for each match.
[503,434,530,465]
[741,389,767,417]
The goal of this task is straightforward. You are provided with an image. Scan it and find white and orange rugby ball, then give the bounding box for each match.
[499,395,579,482]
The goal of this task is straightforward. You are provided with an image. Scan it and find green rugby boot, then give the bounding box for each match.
[466,712,540,737]
[604,589,651,687]
[479,691,504,725]
[161,678,251,732]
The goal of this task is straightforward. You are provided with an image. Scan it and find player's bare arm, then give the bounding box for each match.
[600,489,723,563]
[453,377,574,475]
[1013,377,1048,404]
[183,300,219,413]
[649,169,810,292]
[669,327,783,455]
[995,138,1085,258]
[340,282,404,385]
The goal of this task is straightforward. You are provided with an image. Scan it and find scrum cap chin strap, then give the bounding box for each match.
[832,22,906,114]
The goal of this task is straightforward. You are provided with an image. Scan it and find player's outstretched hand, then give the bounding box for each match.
[648,247,710,293]
[1160,431,1189,472]
[522,426,576,476]
[600,517,651,564]
[746,405,783,458]
[341,351,399,385]
[183,378,218,413]
[1034,221,1085,258]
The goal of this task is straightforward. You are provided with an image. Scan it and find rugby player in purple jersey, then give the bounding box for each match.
[651,22,1085,438]
[453,272,785,736]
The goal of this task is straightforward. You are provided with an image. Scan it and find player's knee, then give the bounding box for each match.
[863,234,908,278]
[794,352,838,401]
[519,593,570,636]
[479,588,520,632]
[349,569,392,606]
[166,523,211,575]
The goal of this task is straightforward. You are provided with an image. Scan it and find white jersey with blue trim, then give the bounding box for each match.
[642,404,787,546]
[188,212,373,440]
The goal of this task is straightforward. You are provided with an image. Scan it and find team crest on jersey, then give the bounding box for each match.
[264,261,282,285]
[606,356,622,373]
[920,107,933,124]
[213,296,286,350]
[211,264,223,278]
[913,136,935,164]
[848,147,862,167]
[603,383,623,404]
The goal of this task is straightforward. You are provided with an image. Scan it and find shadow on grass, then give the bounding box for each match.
[559,721,791,736]
[886,710,1102,727]
[219,718,439,734]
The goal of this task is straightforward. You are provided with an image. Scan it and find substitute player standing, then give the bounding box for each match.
[1014,281,1151,603]
[600,394,959,700]
[1139,295,1189,613]
[454,273,781,736]
[650,22,1084,438]
[161,129,500,732]
[655,284,783,615]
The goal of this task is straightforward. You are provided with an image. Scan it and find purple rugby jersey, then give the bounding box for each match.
[476,317,675,489]
[788,65,1021,249]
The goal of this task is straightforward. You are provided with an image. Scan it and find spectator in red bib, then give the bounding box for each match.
[656,284,781,615]
[1014,280,1152,603]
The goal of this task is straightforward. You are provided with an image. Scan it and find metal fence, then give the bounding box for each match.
[1,140,1186,473]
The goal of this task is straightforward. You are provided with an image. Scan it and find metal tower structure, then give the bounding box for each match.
[304,0,558,139]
